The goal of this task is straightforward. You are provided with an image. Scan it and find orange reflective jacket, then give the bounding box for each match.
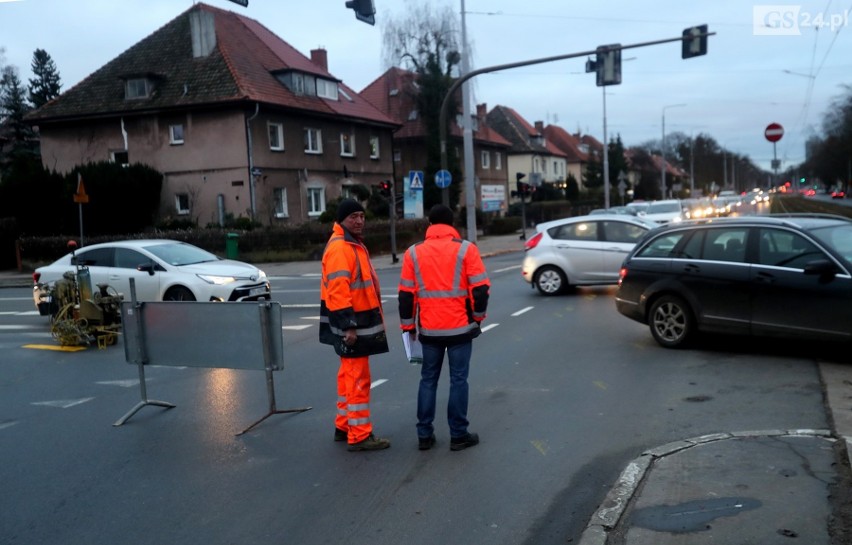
[320,223,388,357]
[398,224,490,344]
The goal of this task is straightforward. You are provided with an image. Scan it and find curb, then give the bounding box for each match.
[576,428,834,545]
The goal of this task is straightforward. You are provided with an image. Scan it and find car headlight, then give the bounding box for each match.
[197,274,237,285]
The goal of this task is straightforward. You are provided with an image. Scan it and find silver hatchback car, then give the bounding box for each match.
[521,214,659,295]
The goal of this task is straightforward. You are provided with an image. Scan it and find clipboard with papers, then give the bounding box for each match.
[402,332,423,365]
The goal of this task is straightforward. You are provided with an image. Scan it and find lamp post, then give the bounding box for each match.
[661,103,686,199]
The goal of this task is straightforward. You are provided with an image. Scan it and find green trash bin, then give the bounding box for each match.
[225,232,239,259]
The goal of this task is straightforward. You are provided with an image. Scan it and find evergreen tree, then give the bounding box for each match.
[0,66,36,162]
[28,48,62,108]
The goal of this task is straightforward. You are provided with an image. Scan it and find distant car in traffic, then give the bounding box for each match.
[832,189,846,199]
[642,199,685,224]
[32,239,270,314]
[521,214,660,295]
[614,214,852,348]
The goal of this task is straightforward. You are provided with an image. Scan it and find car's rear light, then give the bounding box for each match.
[618,267,628,285]
[524,232,544,251]
[32,272,41,283]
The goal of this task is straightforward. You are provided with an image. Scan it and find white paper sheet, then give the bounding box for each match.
[402,331,423,365]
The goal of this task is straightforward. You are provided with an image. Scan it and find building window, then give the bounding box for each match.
[307,187,325,217]
[169,124,184,145]
[369,136,380,159]
[340,131,354,157]
[495,152,502,170]
[316,78,339,100]
[273,187,288,218]
[304,128,322,154]
[125,78,150,99]
[480,150,490,169]
[268,123,284,151]
[110,150,129,166]
[175,193,190,216]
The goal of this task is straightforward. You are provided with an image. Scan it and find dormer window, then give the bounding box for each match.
[275,70,339,101]
[125,78,151,99]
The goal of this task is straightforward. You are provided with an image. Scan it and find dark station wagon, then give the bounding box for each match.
[614,214,852,348]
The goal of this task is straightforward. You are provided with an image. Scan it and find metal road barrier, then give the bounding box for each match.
[116,279,311,434]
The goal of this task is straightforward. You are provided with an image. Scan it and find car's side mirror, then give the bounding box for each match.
[137,263,156,276]
[803,259,838,278]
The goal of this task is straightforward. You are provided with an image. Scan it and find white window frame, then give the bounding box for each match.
[125,78,150,99]
[340,130,355,157]
[316,79,339,100]
[307,187,325,217]
[369,136,380,159]
[304,128,323,154]
[273,187,288,218]
[169,124,184,145]
[480,150,490,169]
[268,122,284,151]
[495,152,502,170]
[175,193,190,216]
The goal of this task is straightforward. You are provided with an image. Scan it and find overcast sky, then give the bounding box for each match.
[2,0,851,174]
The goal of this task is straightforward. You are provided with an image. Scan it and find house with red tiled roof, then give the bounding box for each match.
[26,3,399,225]
[485,106,568,199]
[541,125,591,190]
[360,67,512,213]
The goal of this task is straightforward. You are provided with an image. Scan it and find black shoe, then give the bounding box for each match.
[418,435,436,450]
[334,428,348,442]
[450,432,479,451]
[347,433,391,452]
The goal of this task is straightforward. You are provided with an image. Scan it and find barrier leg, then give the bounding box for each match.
[114,359,175,427]
[236,365,311,436]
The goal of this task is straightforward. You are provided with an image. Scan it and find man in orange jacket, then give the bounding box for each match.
[320,199,390,451]
[398,205,490,451]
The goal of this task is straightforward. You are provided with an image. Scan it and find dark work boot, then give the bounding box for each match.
[450,432,479,451]
[334,428,348,442]
[348,433,391,452]
[418,435,437,451]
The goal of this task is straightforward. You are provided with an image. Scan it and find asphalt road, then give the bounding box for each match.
[0,252,840,545]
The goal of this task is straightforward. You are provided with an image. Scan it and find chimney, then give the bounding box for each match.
[534,121,544,134]
[477,103,487,119]
[311,48,328,71]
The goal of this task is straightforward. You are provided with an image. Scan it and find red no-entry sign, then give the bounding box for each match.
[764,123,784,143]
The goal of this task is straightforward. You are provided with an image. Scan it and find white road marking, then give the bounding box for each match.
[281,304,321,308]
[481,323,499,333]
[493,264,522,273]
[371,379,388,389]
[0,325,38,330]
[301,316,321,320]
[511,306,534,317]
[0,421,18,431]
[96,380,140,388]
[282,324,313,331]
[32,398,95,409]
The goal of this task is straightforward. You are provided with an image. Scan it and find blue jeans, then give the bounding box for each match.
[417,340,472,440]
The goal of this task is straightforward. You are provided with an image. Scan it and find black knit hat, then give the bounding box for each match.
[337,199,365,223]
[428,204,454,226]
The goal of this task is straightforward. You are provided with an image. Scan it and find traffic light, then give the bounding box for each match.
[379,180,392,197]
[345,0,375,25]
[595,44,621,87]
[682,25,708,59]
[799,177,806,185]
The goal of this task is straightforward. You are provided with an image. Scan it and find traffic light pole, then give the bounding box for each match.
[438,29,714,239]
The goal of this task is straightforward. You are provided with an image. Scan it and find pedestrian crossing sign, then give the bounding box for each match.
[408,170,424,190]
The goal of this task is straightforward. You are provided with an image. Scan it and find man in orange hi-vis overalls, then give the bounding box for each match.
[320,199,390,452]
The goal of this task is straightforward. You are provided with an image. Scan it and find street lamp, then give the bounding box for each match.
[661,103,686,199]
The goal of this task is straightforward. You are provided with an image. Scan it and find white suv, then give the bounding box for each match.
[642,200,685,224]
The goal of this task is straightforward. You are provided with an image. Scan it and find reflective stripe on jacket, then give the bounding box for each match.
[320,223,388,357]
[398,223,490,345]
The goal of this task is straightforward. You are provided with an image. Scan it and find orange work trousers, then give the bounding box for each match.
[336,356,373,444]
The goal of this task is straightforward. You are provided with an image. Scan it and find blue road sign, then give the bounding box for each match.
[408,170,424,190]
[435,169,452,188]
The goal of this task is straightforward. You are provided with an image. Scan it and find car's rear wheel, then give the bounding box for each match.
[648,295,694,348]
[163,286,196,301]
[535,266,567,296]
